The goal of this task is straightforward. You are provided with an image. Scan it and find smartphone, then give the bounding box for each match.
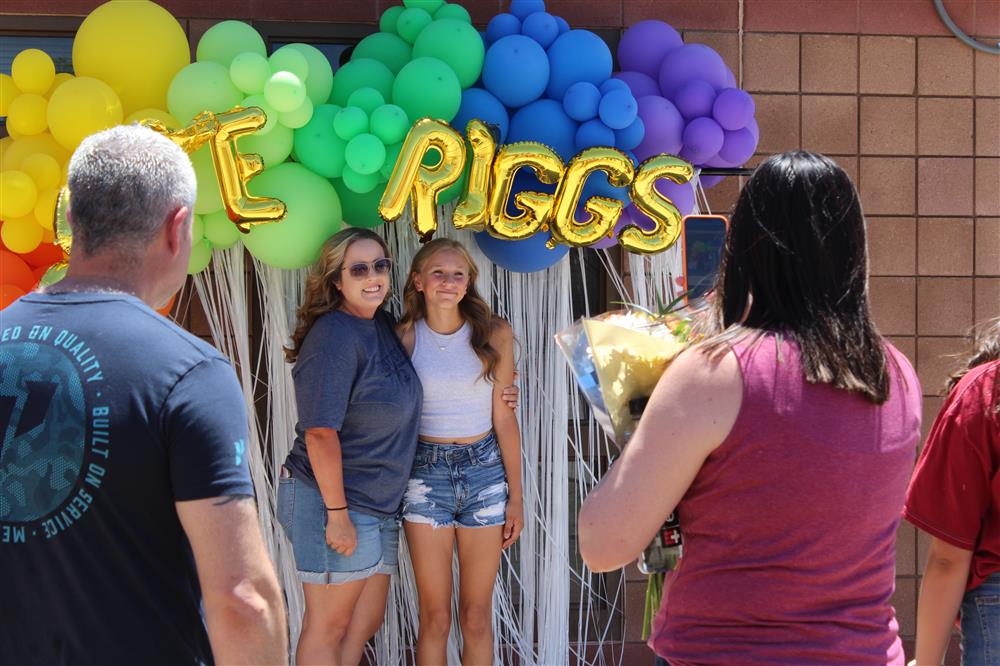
[680,214,729,301]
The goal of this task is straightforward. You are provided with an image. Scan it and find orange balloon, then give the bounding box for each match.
[0,250,35,290]
[19,241,65,269]
[0,284,26,309]
[156,291,178,317]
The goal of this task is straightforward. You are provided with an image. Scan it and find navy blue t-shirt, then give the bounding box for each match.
[0,292,254,665]
[285,309,421,518]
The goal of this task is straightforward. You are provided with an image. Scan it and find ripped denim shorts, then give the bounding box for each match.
[402,432,508,529]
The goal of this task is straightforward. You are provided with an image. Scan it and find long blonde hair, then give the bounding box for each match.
[285,228,392,363]
[397,239,501,381]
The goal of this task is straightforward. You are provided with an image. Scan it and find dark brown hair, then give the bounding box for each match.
[945,317,1000,397]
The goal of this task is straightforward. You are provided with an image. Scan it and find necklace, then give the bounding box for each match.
[425,321,465,351]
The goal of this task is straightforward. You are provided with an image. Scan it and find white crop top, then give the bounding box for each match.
[410,319,494,438]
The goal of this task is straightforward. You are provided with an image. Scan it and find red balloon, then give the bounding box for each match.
[0,250,36,291]
[19,241,65,269]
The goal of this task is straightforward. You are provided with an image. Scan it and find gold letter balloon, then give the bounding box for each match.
[621,155,695,255]
[549,147,635,248]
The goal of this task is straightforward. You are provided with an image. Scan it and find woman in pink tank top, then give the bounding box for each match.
[579,151,922,666]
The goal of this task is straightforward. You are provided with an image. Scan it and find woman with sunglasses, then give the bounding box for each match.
[396,239,523,666]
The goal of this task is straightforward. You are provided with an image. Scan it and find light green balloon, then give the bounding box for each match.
[203,209,242,249]
[190,145,223,215]
[352,33,413,75]
[370,104,410,146]
[342,166,382,194]
[434,3,472,22]
[347,88,385,115]
[241,94,278,135]
[345,133,386,176]
[197,20,267,66]
[397,7,433,44]
[293,104,347,178]
[379,5,405,34]
[280,96,314,129]
[330,58,394,107]
[333,106,369,141]
[286,43,334,106]
[264,71,307,113]
[188,238,213,274]
[167,61,243,124]
[413,19,485,88]
[392,57,462,122]
[331,177,386,229]
[269,47,310,81]
[244,162,343,269]
[192,214,205,241]
[237,123,294,168]
[230,52,271,94]
[40,262,67,287]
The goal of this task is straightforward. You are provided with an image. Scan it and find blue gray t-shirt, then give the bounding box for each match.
[285,308,421,518]
[0,292,254,665]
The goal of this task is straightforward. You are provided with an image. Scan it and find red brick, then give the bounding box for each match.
[546,0,622,27]
[251,0,378,22]
[860,0,972,35]
[624,0,740,31]
[744,0,859,33]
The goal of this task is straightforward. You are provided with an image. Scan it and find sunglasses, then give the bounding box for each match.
[344,258,393,279]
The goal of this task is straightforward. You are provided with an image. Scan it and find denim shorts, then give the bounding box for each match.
[402,432,508,529]
[961,571,1000,666]
[276,474,399,584]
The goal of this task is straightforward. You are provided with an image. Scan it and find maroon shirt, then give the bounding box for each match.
[650,335,921,665]
[904,359,1000,592]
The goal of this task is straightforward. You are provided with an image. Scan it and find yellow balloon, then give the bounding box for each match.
[549,147,635,248]
[47,76,124,151]
[34,188,60,229]
[0,74,19,117]
[73,0,190,115]
[11,49,55,95]
[42,227,56,244]
[622,155,694,254]
[125,107,180,128]
[0,133,70,172]
[0,170,39,219]
[6,94,49,137]
[453,119,497,232]
[22,154,61,192]
[486,142,564,241]
[45,72,75,98]
[1,215,44,254]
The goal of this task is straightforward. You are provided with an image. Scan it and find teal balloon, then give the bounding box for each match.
[345,133,386,176]
[370,104,410,146]
[331,177,386,229]
[397,8,433,44]
[352,33,413,75]
[192,214,205,241]
[294,104,347,178]
[190,145,223,215]
[203,209,242,249]
[330,58,394,107]
[188,238,213,274]
[413,19,485,88]
[280,97,314,129]
[381,142,403,179]
[392,57,462,122]
[237,123,294,168]
[379,5,405,34]
[269,46,309,81]
[286,43,334,106]
[264,71,307,113]
[342,166,382,194]
[434,3,472,22]
[230,52,271,94]
[244,162,343,269]
[333,106,369,141]
[241,94,277,135]
[167,61,243,124]
[197,21,266,66]
[347,87,386,115]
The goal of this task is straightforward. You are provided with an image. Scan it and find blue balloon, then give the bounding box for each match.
[483,35,550,108]
[554,15,570,34]
[508,98,578,160]
[575,118,615,150]
[510,0,546,20]
[486,13,521,45]
[599,78,629,95]
[598,88,638,130]
[475,229,569,273]
[546,29,613,99]
[521,11,559,48]
[452,88,510,142]
[562,81,601,121]
[581,173,629,204]
[614,116,644,151]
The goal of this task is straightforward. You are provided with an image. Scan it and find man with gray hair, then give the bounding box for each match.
[0,124,288,665]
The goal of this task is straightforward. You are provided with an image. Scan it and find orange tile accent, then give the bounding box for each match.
[918,158,975,216]
[802,35,858,94]
[976,277,1000,325]
[977,99,1000,158]
[888,336,917,366]
[975,218,1000,276]
[975,48,1000,96]
[917,37,976,96]
[921,395,946,441]
[801,95,857,155]
[683,31,740,76]
[744,33,800,93]
[860,97,916,155]
[744,0,859,33]
[918,218,975,276]
[704,176,740,216]
[870,276,917,335]
[976,158,1000,216]
[861,157,916,215]
[753,94,801,153]
[917,277,974,335]
[868,217,916,276]
[918,98,974,156]
[623,0,739,30]
[918,337,967,401]
[860,36,916,95]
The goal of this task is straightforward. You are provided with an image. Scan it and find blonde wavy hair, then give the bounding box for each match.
[397,239,501,381]
[285,228,392,363]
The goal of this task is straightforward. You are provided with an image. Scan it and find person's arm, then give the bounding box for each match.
[578,346,742,572]
[176,496,287,665]
[491,321,523,548]
[914,537,972,665]
[305,427,356,555]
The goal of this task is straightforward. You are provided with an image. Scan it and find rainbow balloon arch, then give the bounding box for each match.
[0,0,760,661]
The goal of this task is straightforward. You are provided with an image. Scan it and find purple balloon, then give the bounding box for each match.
[718,126,757,165]
[658,44,730,99]
[724,67,737,88]
[712,88,755,131]
[673,80,717,120]
[634,95,684,160]
[613,71,660,99]
[618,20,684,80]
[590,180,695,250]
[681,117,725,164]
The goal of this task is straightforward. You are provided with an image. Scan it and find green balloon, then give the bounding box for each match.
[342,166,382,194]
[370,104,410,146]
[397,7,433,44]
[269,47,310,81]
[413,19,484,88]
[330,58,394,107]
[264,71,306,113]
[190,145,223,215]
[230,52,271,94]
[392,57,462,122]
[434,3,472,22]
[333,106,369,141]
[381,142,403,179]
[197,20,266,66]
[203,209,241,249]
[294,104,347,178]
[241,94,277,135]
[167,61,243,124]
[280,97,314,129]
[188,238,213,274]
[345,133,387,176]
[438,155,470,205]
[347,87,386,115]
[192,214,205,241]
[379,5,405,34]
[244,162,343,269]
[237,123,294,168]
[286,43,334,106]
[331,177,387,229]
[352,33,413,75]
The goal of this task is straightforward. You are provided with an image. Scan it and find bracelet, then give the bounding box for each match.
[326,505,348,511]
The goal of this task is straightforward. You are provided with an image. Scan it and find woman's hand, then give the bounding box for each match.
[325,510,357,556]
[502,500,524,549]
[501,370,520,409]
